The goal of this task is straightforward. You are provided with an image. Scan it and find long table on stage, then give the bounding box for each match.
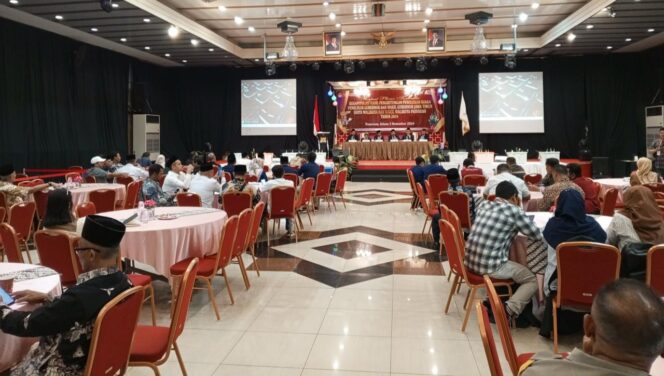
[343,141,430,160]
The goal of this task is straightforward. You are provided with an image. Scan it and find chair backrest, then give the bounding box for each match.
[18,179,44,187]
[216,215,239,270]
[65,172,81,181]
[176,192,202,207]
[600,188,618,216]
[269,186,296,219]
[440,205,465,250]
[223,171,232,183]
[439,219,466,278]
[556,242,620,308]
[0,207,5,223]
[524,173,542,185]
[115,175,133,188]
[406,169,417,195]
[484,275,518,375]
[415,183,431,214]
[124,181,142,210]
[476,301,505,376]
[0,223,24,263]
[319,165,325,173]
[89,189,117,213]
[0,191,6,212]
[647,245,664,296]
[262,165,269,173]
[233,208,253,257]
[463,174,487,187]
[297,178,315,208]
[314,173,333,196]
[35,230,81,286]
[439,191,471,229]
[247,201,265,245]
[245,175,258,183]
[169,258,199,342]
[158,174,166,187]
[83,286,145,376]
[335,169,348,193]
[9,201,36,240]
[85,176,97,184]
[487,194,496,202]
[427,174,449,199]
[425,180,436,205]
[76,202,97,218]
[222,191,252,217]
[592,181,602,197]
[33,190,49,223]
[284,173,298,187]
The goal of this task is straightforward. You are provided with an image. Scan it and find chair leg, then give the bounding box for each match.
[21,240,33,263]
[461,286,477,332]
[463,288,472,310]
[553,300,559,354]
[266,219,271,249]
[296,212,304,229]
[331,194,337,210]
[203,277,220,320]
[147,283,157,326]
[173,341,188,376]
[421,217,430,235]
[445,273,459,314]
[221,268,234,305]
[250,244,260,276]
[236,256,251,290]
[306,207,313,225]
[339,192,346,208]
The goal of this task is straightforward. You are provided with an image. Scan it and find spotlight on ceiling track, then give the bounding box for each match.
[334,61,342,71]
[265,62,277,76]
[404,58,413,68]
[415,58,427,72]
[381,60,389,68]
[343,60,355,74]
[454,57,463,66]
[430,58,439,67]
[357,60,366,69]
[505,54,517,69]
[479,56,488,65]
[289,62,297,71]
[312,62,320,71]
[100,0,113,12]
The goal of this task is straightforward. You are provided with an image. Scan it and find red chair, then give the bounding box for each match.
[487,194,497,202]
[124,181,142,210]
[176,192,202,207]
[599,188,618,216]
[0,207,5,223]
[319,165,325,173]
[18,179,44,187]
[83,286,145,376]
[313,172,334,211]
[475,301,505,376]
[245,175,258,183]
[647,245,664,296]
[125,272,157,326]
[262,165,269,173]
[9,202,36,263]
[484,275,534,375]
[553,241,620,352]
[0,191,6,213]
[427,174,449,205]
[89,189,117,213]
[524,174,542,185]
[170,216,239,319]
[439,219,512,331]
[407,169,420,210]
[0,223,24,263]
[76,202,97,218]
[158,174,165,187]
[33,189,49,228]
[85,176,96,184]
[115,175,133,188]
[462,174,487,187]
[129,258,199,375]
[65,172,81,182]
[222,191,252,217]
[223,171,232,183]
[284,173,298,187]
[333,169,349,208]
[232,208,253,289]
[415,183,438,237]
[295,178,315,227]
[35,230,81,287]
[439,191,471,230]
[246,202,265,277]
[267,186,297,248]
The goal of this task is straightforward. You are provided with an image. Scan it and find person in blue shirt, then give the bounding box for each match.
[410,156,426,189]
[280,156,299,174]
[298,152,320,181]
[422,154,447,182]
[222,153,236,178]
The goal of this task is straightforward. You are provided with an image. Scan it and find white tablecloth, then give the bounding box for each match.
[594,178,629,191]
[68,183,126,206]
[0,263,62,372]
[79,207,227,277]
[528,212,613,231]
[442,162,547,177]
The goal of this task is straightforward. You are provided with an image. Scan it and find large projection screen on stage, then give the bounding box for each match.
[479,72,544,133]
[241,79,297,136]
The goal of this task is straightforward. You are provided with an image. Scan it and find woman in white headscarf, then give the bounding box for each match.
[630,157,661,186]
[155,154,166,169]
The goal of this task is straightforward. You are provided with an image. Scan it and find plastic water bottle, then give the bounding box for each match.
[213,192,220,209]
[66,177,72,190]
[137,201,148,223]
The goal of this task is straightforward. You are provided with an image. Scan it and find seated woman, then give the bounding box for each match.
[629,157,662,186]
[43,188,77,233]
[606,185,664,250]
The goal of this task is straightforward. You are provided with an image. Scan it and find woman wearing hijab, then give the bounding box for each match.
[606,185,664,250]
[155,154,166,169]
[630,157,662,186]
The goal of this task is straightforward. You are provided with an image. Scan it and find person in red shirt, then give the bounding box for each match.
[567,163,600,214]
[460,158,484,179]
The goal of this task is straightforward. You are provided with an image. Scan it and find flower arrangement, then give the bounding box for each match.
[144,200,156,209]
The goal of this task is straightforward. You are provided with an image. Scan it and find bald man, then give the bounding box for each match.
[521,279,664,375]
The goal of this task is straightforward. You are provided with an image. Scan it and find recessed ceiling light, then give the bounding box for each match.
[248,26,255,32]
[531,2,540,9]
[208,48,214,52]
[9,0,18,4]
[335,23,341,28]
[424,19,430,24]
[567,32,576,42]
[111,2,118,8]
[341,30,346,36]
[182,59,187,63]
[523,49,529,52]
[120,38,127,42]
[607,45,613,49]
[648,28,655,32]
[168,25,179,38]
[586,24,594,29]
[555,43,561,47]
[191,39,199,46]
[323,1,329,6]
[511,23,518,29]
[165,53,171,57]
[625,37,632,42]
[421,27,427,32]
[54,15,63,20]
[91,27,98,32]
[519,12,528,22]
[425,7,433,15]
[144,46,150,50]
[329,12,336,20]
[234,16,243,25]
[254,58,260,62]
[143,18,151,23]
[218,5,226,11]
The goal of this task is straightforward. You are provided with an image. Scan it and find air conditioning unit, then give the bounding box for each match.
[646,105,664,128]
[133,114,160,160]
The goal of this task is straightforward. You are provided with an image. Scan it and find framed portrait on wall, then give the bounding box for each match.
[426,28,446,52]
[324,31,342,56]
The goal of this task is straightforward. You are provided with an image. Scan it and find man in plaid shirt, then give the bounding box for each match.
[465,181,539,318]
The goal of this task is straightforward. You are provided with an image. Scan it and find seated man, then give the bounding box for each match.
[411,156,426,189]
[460,158,484,179]
[521,279,664,376]
[360,132,371,142]
[373,130,384,141]
[537,165,584,211]
[297,151,320,181]
[162,156,193,196]
[0,215,132,375]
[116,154,148,181]
[483,163,531,200]
[137,152,152,167]
[262,165,296,236]
[568,162,600,214]
[189,162,223,208]
[506,156,526,180]
[422,155,447,182]
[87,156,126,183]
[107,151,123,172]
[418,132,429,141]
[142,164,173,206]
[465,181,539,320]
[280,156,299,174]
[0,164,54,206]
[347,129,359,141]
[222,153,237,178]
[403,128,415,141]
[388,129,400,141]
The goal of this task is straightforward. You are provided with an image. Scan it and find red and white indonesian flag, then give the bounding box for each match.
[313,95,321,135]
[460,91,470,136]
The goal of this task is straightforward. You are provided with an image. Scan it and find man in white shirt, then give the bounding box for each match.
[483,164,532,200]
[162,156,193,196]
[115,154,148,181]
[189,163,223,208]
[261,165,295,236]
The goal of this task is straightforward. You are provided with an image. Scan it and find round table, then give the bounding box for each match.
[528,211,613,231]
[0,263,62,372]
[594,178,629,190]
[68,183,126,207]
[83,207,227,277]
